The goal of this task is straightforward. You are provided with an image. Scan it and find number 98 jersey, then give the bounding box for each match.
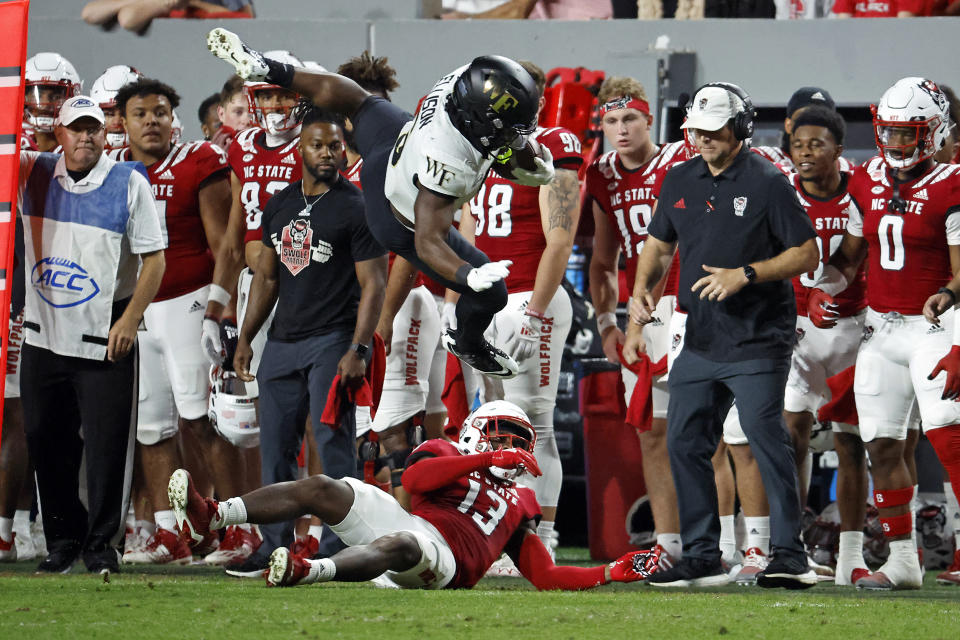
[228,127,301,245]
[847,157,960,315]
[407,439,541,589]
[469,126,584,293]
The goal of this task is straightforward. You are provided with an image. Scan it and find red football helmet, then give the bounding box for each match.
[244,50,302,136]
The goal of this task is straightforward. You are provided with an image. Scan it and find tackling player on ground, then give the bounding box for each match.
[169,400,655,590]
[206,28,557,380]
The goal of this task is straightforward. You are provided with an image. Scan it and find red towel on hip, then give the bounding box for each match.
[818,365,858,426]
[320,376,374,430]
[617,344,668,433]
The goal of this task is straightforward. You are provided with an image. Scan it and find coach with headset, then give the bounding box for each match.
[623,83,820,588]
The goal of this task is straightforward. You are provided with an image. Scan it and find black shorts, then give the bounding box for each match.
[350,95,492,295]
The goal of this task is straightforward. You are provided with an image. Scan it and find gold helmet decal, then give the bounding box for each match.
[483,77,518,113]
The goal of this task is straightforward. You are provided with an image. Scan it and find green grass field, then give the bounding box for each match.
[1,549,958,640]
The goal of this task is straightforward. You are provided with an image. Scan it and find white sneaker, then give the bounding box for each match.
[122,528,192,565]
[206,28,270,81]
[734,547,768,586]
[122,528,150,563]
[30,520,47,558]
[13,523,37,561]
[0,534,16,562]
[855,555,922,591]
[485,553,522,578]
[834,555,869,586]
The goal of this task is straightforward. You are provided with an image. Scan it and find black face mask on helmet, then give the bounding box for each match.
[445,55,539,156]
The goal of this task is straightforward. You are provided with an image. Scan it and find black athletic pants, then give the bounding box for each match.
[351,96,507,348]
[21,332,137,568]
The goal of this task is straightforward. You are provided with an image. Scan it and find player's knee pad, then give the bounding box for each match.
[136,421,178,446]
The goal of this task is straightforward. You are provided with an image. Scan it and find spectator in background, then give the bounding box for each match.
[82,0,254,33]
[198,92,222,141]
[17,96,166,574]
[443,0,612,19]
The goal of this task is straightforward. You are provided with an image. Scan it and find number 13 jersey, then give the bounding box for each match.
[847,157,960,315]
[407,439,541,589]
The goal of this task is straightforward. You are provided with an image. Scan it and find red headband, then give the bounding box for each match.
[600,95,650,116]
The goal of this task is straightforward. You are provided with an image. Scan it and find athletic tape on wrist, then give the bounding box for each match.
[207,284,231,307]
[812,264,848,297]
[597,312,617,334]
[265,60,295,88]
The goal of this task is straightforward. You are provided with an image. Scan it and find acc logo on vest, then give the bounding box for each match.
[31,257,101,308]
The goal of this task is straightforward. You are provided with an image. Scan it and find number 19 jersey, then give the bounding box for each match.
[847,157,960,315]
[408,439,541,589]
[228,127,301,245]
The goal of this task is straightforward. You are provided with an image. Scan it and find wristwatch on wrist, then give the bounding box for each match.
[743,265,757,283]
[350,343,370,360]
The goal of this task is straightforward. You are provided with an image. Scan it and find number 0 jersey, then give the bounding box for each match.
[469,126,584,293]
[407,439,541,589]
[228,127,301,245]
[584,142,689,296]
[110,141,230,301]
[385,65,495,227]
[790,172,866,318]
[847,157,960,315]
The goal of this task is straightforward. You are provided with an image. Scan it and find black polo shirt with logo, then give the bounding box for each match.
[261,176,385,342]
[649,147,815,362]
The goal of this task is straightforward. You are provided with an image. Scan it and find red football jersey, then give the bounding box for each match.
[469,127,584,293]
[831,0,925,16]
[112,141,229,300]
[343,157,363,189]
[584,142,688,296]
[228,127,301,245]
[848,157,960,315]
[790,173,867,317]
[409,439,541,589]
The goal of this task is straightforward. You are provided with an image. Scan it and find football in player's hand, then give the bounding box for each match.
[491,138,540,179]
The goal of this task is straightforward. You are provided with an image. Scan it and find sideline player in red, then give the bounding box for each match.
[585,76,691,566]
[23,52,82,153]
[809,77,960,590]
[109,78,237,564]
[783,106,869,584]
[169,400,656,589]
[460,60,582,557]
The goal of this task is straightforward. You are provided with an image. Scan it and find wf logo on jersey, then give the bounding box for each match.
[280,219,313,276]
[31,257,101,308]
[424,157,457,188]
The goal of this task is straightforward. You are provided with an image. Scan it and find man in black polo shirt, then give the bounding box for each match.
[231,105,387,576]
[623,84,820,589]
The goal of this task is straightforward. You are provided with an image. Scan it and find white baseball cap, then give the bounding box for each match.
[55,95,105,127]
[681,86,741,132]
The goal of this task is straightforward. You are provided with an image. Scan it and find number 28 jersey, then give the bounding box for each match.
[408,439,541,589]
[469,126,584,293]
[847,157,960,315]
[228,127,301,245]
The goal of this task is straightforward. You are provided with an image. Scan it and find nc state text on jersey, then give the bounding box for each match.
[243,164,296,180]
[609,187,655,208]
[870,197,924,214]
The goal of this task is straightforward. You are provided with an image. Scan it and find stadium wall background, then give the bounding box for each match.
[25,5,960,141]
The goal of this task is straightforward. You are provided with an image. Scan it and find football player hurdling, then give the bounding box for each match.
[205,27,558,380]
[168,400,657,589]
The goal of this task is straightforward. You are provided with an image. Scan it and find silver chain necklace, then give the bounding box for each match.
[300,182,328,215]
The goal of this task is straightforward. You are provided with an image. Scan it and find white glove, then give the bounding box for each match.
[440,301,458,333]
[201,317,224,365]
[509,308,546,362]
[466,260,512,292]
[511,145,555,187]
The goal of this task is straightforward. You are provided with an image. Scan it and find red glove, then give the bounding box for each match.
[487,448,543,477]
[929,345,960,401]
[807,288,840,329]
[607,547,662,583]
